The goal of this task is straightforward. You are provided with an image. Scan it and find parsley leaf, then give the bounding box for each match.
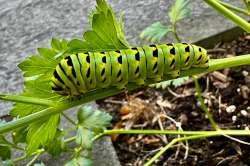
[26,114,60,155]
[140,22,172,42]
[77,106,112,133]
[168,0,191,24]
[68,0,130,52]
[10,0,128,155]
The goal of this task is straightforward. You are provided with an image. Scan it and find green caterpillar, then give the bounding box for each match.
[51,43,209,96]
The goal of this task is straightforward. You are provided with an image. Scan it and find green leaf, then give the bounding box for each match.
[0,135,12,146]
[244,0,250,11]
[26,114,60,155]
[1,160,14,166]
[0,120,6,127]
[65,157,93,166]
[76,126,94,150]
[68,0,130,52]
[168,0,191,24]
[77,106,112,133]
[46,129,65,156]
[10,35,67,156]
[51,38,68,51]
[11,58,63,117]
[150,76,189,89]
[18,54,56,77]
[0,145,11,160]
[10,0,124,157]
[140,22,172,42]
[12,127,28,144]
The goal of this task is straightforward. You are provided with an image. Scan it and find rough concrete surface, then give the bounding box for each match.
[0,0,246,165]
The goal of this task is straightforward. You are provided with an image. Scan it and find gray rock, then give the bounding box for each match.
[93,136,121,166]
[0,0,246,165]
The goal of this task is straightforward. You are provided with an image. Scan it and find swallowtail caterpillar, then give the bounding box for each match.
[51,43,209,96]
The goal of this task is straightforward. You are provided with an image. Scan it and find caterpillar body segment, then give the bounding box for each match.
[51,43,209,96]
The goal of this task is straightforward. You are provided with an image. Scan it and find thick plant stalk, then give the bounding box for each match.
[0,54,250,134]
[204,0,250,32]
[218,1,250,16]
[0,95,54,106]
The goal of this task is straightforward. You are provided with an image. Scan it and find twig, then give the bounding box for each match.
[223,134,250,145]
[62,112,77,125]
[203,0,250,32]
[104,99,127,105]
[26,151,42,166]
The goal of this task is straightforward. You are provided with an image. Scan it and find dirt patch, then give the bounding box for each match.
[97,35,250,166]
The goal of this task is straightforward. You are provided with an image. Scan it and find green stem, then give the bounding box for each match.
[9,143,25,151]
[172,23,181,42]
[0,95,54,106]
[204,0,250,32]
[62,112,77,125]
[243,0,250,12]
[0,108,53,134]
[218,1,250,16]
[64,136,76,143]
[192,76,219,130]
[13,155,27,163]
[0,54,250,134]
[144,134,216,166]
[13,149,44,163]
[26,151,42,166]
[97,129,250,137]
[144,138,177,166]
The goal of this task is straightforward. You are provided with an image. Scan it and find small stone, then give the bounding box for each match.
[240,85,250,99]
[232,115,237,123]
[226,105,236,113]
[204,99,208,104]
[245,76,250,88]
[242,70,249,77]
[237,88,240,93]
[241,110,248,117]
[179,113,188,125]
[176,122,182,128]
[191,111,199,117]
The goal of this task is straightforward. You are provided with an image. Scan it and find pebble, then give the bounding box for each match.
[191,111,199,117]
[242,70,249,77]
[226,105,236,113]
[175,122,182,128]
[232,115,237,123]
[240,110,248,117]
[204,99,208,104]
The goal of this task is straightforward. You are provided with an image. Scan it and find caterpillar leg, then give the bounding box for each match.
[195,63,209,68]
[115,84,127,90]
[135,78,146,86]
[167,70,181,79]
[151,76,163,83]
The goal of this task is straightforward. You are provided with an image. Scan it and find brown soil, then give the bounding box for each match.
[97,35,250,166]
